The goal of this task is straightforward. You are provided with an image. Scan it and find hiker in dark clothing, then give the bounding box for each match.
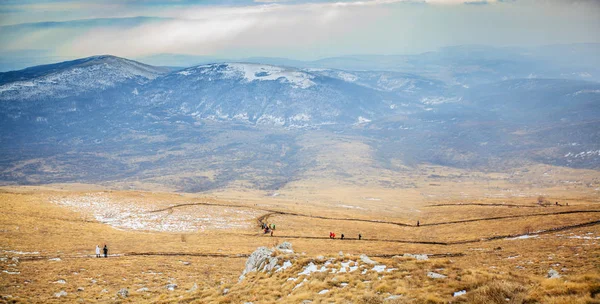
[417,220,420,227]
[103,245,108,258]
[358,234,362,240]
[270,230,274,237]
[329,232,333,239]
[341,234,344,240]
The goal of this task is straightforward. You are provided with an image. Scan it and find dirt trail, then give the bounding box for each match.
[149,201,600,228]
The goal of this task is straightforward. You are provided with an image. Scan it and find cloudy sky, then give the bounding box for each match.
[0,0,599,62]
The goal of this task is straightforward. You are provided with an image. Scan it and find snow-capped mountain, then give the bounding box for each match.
[0,55,599,190]
[136,63,401,126]
[0,55,168,101]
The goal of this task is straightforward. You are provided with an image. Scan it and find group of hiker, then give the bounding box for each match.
[95,244,109,258]
[261,222,276,236]
[329,232,362,240]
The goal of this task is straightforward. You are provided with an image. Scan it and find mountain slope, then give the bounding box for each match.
[136,63,401,127]
[0,55,168,101]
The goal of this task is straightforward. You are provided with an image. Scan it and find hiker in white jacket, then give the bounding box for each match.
[95,245,100,258]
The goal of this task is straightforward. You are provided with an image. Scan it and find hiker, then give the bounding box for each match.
[270,230,274,237]
[332,233,336,239]
[358,234,362,240]
[417,220,420,227]
[555,202,558,206]
[329,232,333,239]
[271,223,275,230]
[341,234,345,240]
[95,245,100,258]
[103,244,108,258]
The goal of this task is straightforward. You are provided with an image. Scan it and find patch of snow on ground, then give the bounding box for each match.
[51,194,259,232]
[224,63,315,89]
[276,260,293,272]
[372,265,386,273]
[298,262,320,276]
[507,235,539,240]
[2,250,39,255]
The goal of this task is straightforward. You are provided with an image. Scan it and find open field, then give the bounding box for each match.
[0,165,599,303]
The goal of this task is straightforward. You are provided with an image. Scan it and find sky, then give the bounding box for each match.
[0,0,599,62]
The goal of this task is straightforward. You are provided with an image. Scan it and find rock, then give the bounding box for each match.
[48,258,61,261]
[54,291,67,298]
[385,295,402,301]
[360,254,377,265]
[318,289,329,294]
[166,283,178,291]
[76,287,85,292]
[276,242,294,254]
[427,272,447,279]
[548,269,561,279]
[181,261,191,266]
[223,288,229,295]
[263,257,279,272]
[339,251,344,257]
[301,300,313,304]
[100,289,108,293]
[453,290,467,297]
[403,253,428,260]
[54,279,66,284]
[117,288,128,298]
[239,246,274,281]
[137,287,149,292]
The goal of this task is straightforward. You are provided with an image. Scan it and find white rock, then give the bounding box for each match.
[54,279,66,284]
[239,246,274,281]
[137,287,149,292]
[427,272,447,279]
[548,269,561,279]
[453,290,467,297]
[276,242,294,254]
[117,288,129,298]
[403,253,428,260]
[360,254,377,265]
[318,289,329,294]
[54,290,67,298]
[166,283,178,291]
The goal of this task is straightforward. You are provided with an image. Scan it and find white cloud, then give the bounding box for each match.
[1,0,599,60]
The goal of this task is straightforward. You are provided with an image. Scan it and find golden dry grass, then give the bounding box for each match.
[0,164,599,303]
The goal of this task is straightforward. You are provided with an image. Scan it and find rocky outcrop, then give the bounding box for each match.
[239,246,275,281]
[239,242,297,281]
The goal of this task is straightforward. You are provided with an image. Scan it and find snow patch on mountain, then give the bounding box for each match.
[223,63,316,89]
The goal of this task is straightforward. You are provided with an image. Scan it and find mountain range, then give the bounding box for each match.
[0,47,599,191]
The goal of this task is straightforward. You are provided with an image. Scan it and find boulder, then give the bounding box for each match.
[54,291,67,298]
[239,246,274,281]
[427,272,447,279]
[548,269,561,279]
[360,254,377,265]
[117,288,129,298]
[276,242,294,254]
